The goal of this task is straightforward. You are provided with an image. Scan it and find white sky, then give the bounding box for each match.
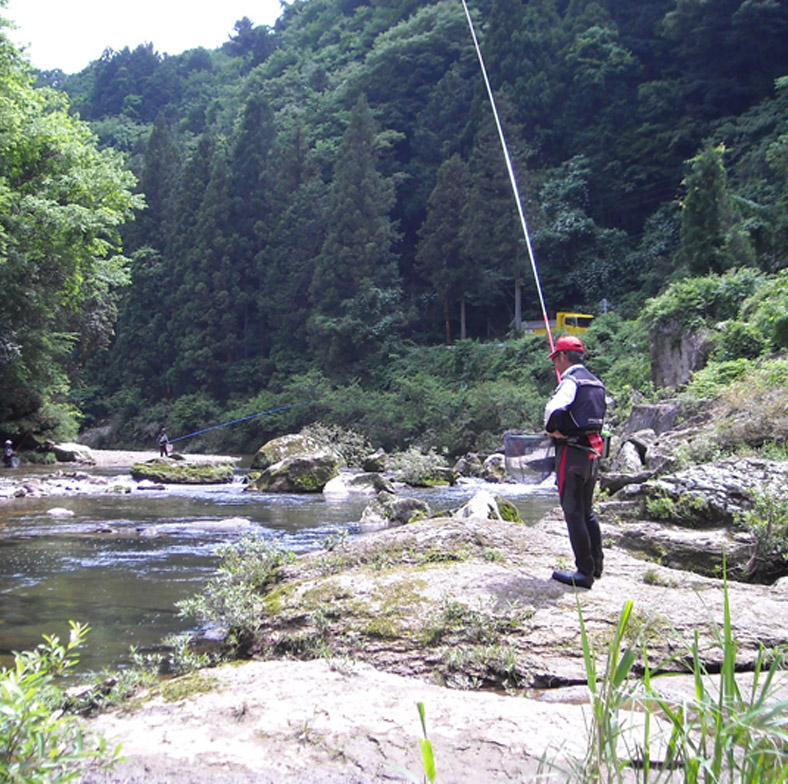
[5,0,286,74]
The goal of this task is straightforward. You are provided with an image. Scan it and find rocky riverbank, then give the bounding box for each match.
[7,400,788,782]
[78,506,788,783]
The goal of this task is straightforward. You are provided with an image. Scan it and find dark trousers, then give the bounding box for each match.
[555,443,603,577]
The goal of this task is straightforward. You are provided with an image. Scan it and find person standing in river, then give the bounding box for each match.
[4,439,17,467]
[544,335,606,590]
[157,426,170,457]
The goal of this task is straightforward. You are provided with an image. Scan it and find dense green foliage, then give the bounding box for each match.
[0,7,142,443]
[0,623,119,782]
[3,0,788,451]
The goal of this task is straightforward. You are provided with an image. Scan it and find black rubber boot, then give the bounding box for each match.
[551,570,594,589]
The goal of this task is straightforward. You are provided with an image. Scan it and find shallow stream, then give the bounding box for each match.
[0,461,556,674]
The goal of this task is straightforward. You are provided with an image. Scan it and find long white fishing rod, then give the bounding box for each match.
[459,0,555,354]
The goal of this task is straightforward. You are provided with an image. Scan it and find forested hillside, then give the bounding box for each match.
[4,0,788,453]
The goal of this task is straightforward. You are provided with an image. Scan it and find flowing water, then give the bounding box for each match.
[0,461,557,674]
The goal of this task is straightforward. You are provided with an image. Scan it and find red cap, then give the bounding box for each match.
[548,334,585,359]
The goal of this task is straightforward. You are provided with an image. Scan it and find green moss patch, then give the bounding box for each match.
[155,672,218,703]
[131,459,235,484]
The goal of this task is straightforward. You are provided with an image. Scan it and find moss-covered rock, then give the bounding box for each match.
[361,448,387,472]
[251,433,340,470]
[360,491,430,526]
[246,451,341,493]
[450,490,523,522]
[238,512,788,693]
[131,459,235,484]
[495,496,524,523]
[481,453,510,483]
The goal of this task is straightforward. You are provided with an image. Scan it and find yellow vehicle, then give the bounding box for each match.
[521,312,594,336]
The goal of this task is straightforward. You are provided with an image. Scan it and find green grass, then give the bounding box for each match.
[540,564,788,782]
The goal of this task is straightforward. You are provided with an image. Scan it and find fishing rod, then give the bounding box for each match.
[168,401,308,445]
[459,0,557,362]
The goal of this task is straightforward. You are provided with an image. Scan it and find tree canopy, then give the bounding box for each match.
[0,13,142,437]
[3,0,788,446]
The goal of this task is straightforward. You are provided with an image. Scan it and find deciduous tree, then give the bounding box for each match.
[0,22,142,433]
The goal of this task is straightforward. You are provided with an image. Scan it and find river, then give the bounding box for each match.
[0,461,557,674]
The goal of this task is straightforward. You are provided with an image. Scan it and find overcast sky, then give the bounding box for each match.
[5,0,286,74]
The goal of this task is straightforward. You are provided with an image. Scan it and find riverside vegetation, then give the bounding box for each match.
[0,624,121,783]
[3,269,788,781]
[2,1,788,779]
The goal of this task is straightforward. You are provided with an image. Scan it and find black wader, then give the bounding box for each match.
[555,442,603,578]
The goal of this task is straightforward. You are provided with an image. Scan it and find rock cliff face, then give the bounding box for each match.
[598,398,787,582]
[649,323,715,388]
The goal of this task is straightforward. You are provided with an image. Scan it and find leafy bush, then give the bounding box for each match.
[645,491,712,526]
[682,358,754,400]
[737,494,788,582]
[384,446,450,485]
[167,393,222,445]
[300,422,371,467]
[672,434,725,468]
[716,359,788,449]
[129,633,215,679]
[177,536,295,655]
[740,269,788,350]
[641,268,765,331]
[582,312,653,400]
[715,320,768,361]
[0,622,120,782]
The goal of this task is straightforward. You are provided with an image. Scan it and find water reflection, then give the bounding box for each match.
[0,468,556,673]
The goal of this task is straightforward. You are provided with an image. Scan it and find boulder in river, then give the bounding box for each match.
[246,450,342,493]
[323,471,396,497]
[360,491,430,526]
[50,442,96,465]
[481,453,512,483]
[451,490,523,523]
[452,452,485,479]
[361,448,387,472]
[251,433,342,471]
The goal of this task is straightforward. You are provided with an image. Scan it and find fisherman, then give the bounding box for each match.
[157,426,170,457]
[544,335,606,589]
[3,439,16,467]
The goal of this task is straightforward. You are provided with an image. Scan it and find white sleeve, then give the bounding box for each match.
[544,376,578,428]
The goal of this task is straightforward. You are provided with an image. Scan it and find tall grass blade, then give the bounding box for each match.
[577,597,597,695]
[416,702,436,783]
